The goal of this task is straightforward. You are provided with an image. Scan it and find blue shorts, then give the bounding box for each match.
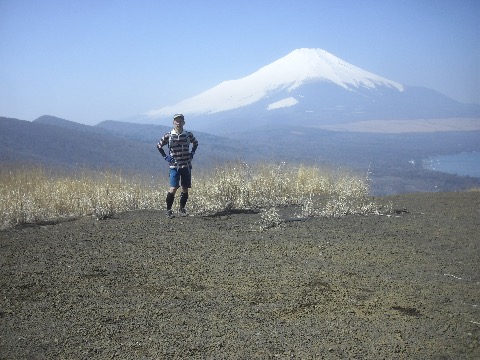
[169,167,192,188]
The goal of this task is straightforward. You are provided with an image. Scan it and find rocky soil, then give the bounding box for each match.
[1,192,479,359]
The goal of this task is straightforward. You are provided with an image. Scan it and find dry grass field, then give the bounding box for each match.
[0,162,380,230]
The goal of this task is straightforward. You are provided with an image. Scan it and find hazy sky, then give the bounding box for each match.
[1,0,479,125]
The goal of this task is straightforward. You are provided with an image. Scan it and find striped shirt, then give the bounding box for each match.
[157,129,198,169]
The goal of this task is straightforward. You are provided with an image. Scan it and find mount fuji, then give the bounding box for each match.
[146,48,480,134]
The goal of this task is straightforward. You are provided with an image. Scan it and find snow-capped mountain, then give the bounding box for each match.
[147,49,403,116]
[145,48,480,134]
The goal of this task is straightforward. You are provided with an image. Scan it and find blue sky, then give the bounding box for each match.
[1,0,479,125]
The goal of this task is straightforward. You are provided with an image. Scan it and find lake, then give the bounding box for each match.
[425,151,480,178]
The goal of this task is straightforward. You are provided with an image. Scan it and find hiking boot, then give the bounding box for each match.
[166,209,174,218]
[179,208,187,217]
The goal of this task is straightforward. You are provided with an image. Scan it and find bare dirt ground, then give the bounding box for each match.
[1,192,479,359]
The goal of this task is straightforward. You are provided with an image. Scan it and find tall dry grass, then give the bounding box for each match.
[0,165,164,229]
[189,162,380,218]
[0,162,383,230]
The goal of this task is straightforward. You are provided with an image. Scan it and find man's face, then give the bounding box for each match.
[173,118,185,131]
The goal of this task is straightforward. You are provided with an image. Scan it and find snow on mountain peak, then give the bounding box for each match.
[267,97,299,110]
[272,48,403,91]
[147,48,404,118]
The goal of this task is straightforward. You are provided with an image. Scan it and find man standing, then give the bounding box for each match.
[157,114,198,218]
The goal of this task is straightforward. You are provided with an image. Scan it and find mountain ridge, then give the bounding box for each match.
[0,116,261,174]
[2,115,479,195]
